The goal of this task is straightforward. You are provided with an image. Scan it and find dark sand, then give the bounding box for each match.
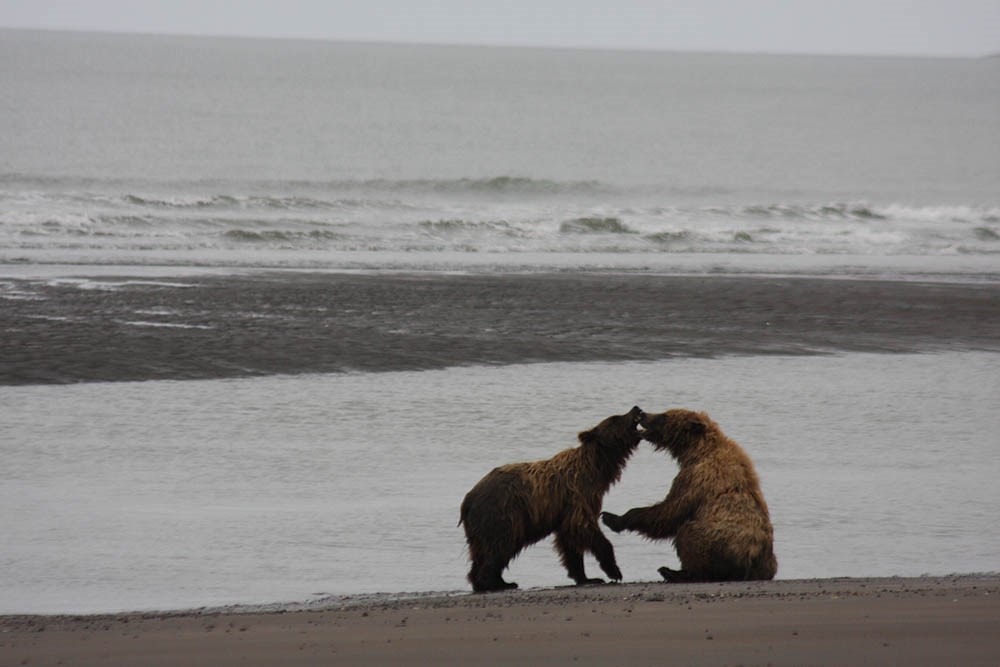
[4,272,1000,384]
[3,576,998,666]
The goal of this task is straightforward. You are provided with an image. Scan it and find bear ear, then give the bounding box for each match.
[685,414,708,437]
[577,428,597,445]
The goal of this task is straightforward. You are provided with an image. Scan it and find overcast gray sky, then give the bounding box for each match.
[1,0,998,57]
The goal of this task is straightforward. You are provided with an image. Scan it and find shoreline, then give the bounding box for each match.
[4,573,997,620]
[4,575,998,666]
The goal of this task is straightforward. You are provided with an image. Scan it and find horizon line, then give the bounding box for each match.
[1,25,994,61]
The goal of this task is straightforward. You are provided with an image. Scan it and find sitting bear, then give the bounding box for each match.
[460,406,643,592]
[602,408,777,582]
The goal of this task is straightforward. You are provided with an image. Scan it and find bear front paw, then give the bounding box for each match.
[601,511,626,533]
[605,564,623,582]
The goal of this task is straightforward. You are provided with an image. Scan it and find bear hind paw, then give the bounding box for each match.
[576,577,607,587]
[472,579,519,593]
[658,566,690,583]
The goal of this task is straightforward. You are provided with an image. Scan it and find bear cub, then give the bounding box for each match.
[602,408,777,582]
[460,406,643,592]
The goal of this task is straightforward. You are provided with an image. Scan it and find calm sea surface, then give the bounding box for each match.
[3,353,999,614]
[1,30,998,613]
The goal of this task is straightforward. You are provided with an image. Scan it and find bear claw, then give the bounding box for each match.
[600,511,626,533]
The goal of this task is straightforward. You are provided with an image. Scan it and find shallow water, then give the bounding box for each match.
[2,352,998,614]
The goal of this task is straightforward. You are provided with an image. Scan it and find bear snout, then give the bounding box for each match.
[627,406,645,439]
[636,410,664,442]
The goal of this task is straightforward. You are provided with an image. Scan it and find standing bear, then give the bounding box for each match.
[602,408,777,582]
[460,406,643,592]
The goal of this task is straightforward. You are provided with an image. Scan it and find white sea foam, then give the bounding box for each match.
[118,320,213,329]
[44,278,200,291]
[2,188,999,280]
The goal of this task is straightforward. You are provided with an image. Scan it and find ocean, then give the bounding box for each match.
[2,29,998,276]
[1,29,998,614]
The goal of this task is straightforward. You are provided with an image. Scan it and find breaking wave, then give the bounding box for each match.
[559,217,635,234]
[418,219,523,235]
[2,174,999,273]
[355,176,613,196]
[222,229,347,243]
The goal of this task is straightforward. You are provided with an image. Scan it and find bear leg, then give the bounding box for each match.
[590,531,623,582]
[555,532,604,586]
[470,555,518,592]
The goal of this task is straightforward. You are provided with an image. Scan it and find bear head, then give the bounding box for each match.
[637,408,714,460]
[577,405,644,464]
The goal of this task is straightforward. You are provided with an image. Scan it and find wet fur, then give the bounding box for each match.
[460,408,641,592]
[603,409,777,582]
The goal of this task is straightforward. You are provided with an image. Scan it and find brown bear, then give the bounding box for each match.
[602,408,777,582]
[460,406,643,592]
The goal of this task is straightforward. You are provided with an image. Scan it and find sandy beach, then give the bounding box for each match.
[2,575,998,666]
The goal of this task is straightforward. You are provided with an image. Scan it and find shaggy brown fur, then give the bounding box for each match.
[602,409,777,582]
[460,406,643,592]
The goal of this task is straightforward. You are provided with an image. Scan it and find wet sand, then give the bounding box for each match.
[4,271,1000,384]
[2,576,998,666]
